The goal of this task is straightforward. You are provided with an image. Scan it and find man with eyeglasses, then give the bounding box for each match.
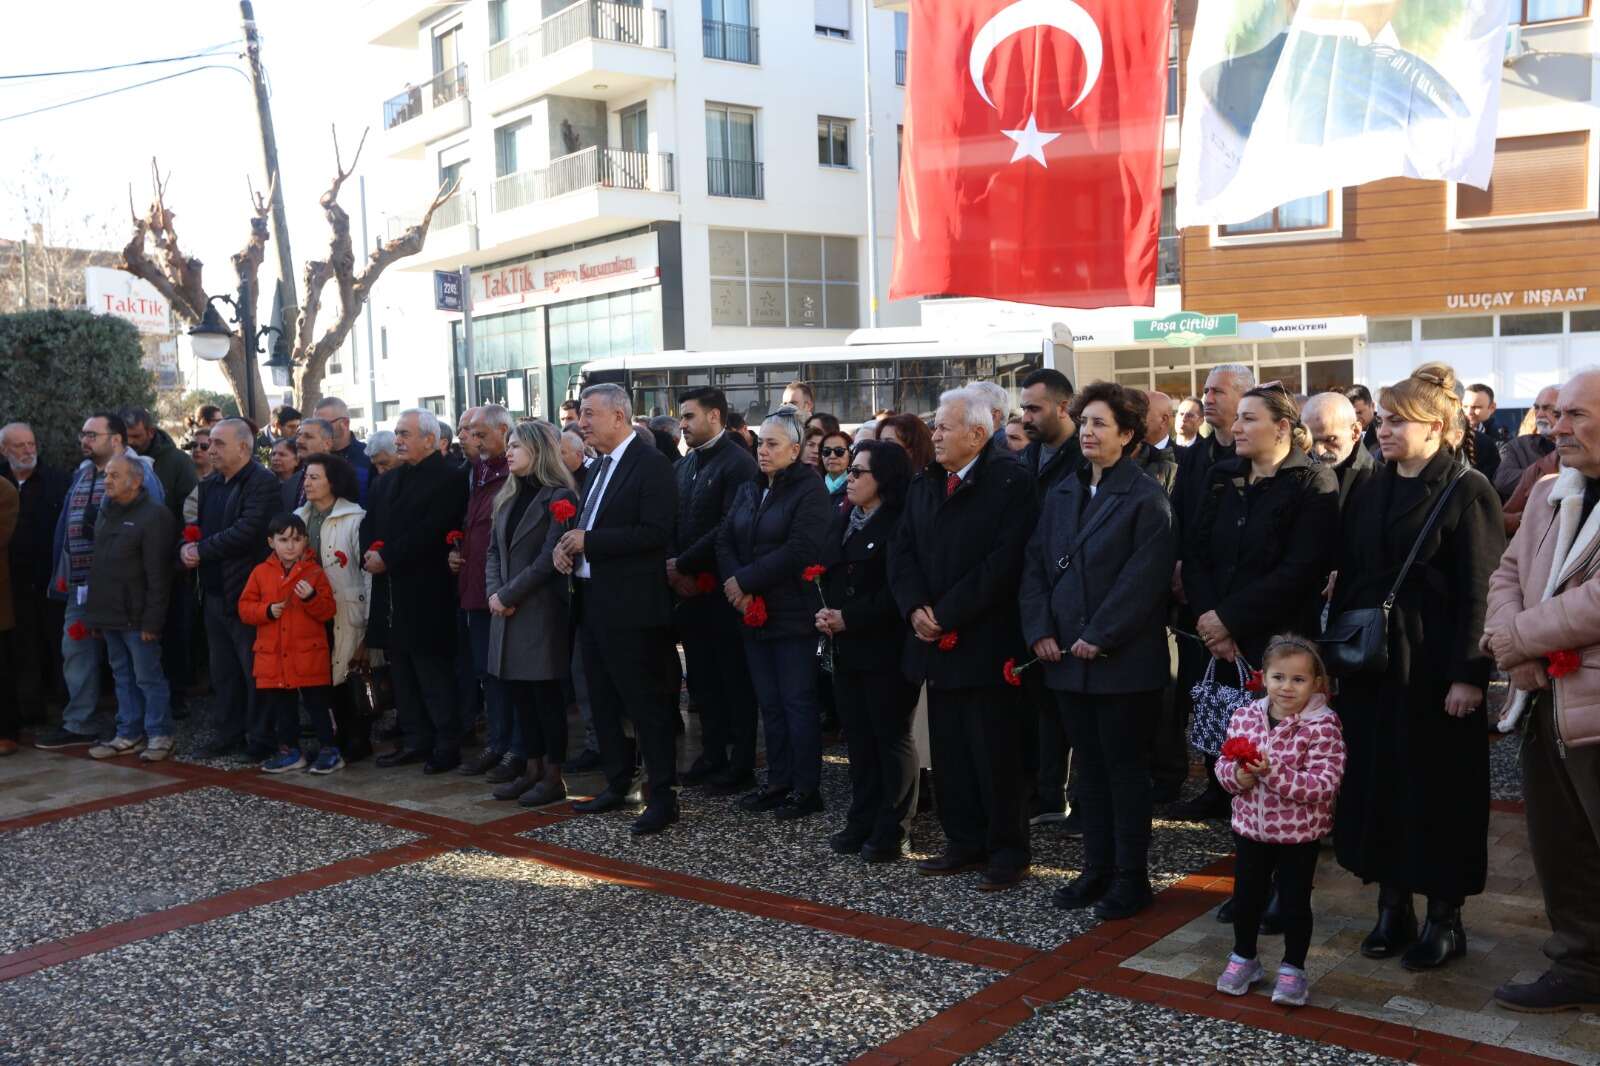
[312,396,372,503]
[2,423,71,729]
[1495,385,1560,502]
[36,414,165,749]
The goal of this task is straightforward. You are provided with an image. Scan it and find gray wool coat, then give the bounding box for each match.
[484,482,577,682]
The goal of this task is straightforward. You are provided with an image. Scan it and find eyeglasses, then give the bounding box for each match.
[193,442,211,451]
[79,431,105,441]
[846,466,873,479]
[820,446,848,458]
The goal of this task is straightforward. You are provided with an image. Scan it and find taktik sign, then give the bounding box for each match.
[470,233,660,314]
[84,267,171,335]
[1134,312,1238,347]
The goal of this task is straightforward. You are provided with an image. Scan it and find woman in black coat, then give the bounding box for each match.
[1180,384,1339,815]
[716,409,835,820]
[815,440,917,861]
[1330,363,1505,972]
[1020,382,1177,920]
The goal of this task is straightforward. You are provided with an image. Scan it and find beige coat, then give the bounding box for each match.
[295,498,369,685]
[1486,465,1600,747]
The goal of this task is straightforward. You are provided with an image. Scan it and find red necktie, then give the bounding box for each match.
[946,472,960,498]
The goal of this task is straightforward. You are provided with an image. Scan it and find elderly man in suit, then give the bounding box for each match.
[555,383,681,835]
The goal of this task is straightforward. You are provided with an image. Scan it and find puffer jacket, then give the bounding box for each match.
[1215,695,1346,845]
[82,487,176,633]
[715,462,833,640]
[238,557,337,690]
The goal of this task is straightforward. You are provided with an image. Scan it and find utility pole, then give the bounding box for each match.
[241,1,299,377]
[861,0,881,328]
[360,176,379,432]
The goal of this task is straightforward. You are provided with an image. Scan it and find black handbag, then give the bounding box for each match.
[1319,466,1464,676]
[348,661,395,719]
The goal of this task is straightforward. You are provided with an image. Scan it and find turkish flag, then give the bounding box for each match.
[891,0,1173,309]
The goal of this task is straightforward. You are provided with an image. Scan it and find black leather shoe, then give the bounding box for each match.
[566,748,602,772]
[830,830,868,855]
[631,797,680,835]
[573,790,631,814]
[1360,893,1418,959]
[916,851,984,876]
[422,752,461,775]
[493,771,540,802]
[737,788,789,813]
[703,768,757,796]
[1401,905,1466,971]
[861,838,910,864]
[484,753,528,784]
[1494,971,1600,1013]
[681,759,727,786]
[1168,786,1231,822]
[458,749,504,776]
[1216,897,1235,924]
[376,747,427,768]
[978,865,1029,892]
[773,791,824,821]
[518,781,569,808]
[1053,871,1113,910]
[1092,872,1153,920]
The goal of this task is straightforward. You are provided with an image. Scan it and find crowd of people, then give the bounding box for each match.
[1,358,1597,1016]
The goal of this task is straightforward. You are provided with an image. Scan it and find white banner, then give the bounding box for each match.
[84,266,172,335]
[1177,0,1508,228]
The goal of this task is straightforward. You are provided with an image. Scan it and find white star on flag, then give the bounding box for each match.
[1002,114,1060,167]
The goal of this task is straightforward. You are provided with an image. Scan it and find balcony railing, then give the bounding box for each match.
[895,49,907,86]
[387,193,476,240]
[383,63,468,130]
[707,158,764,200]
[491,147,675,212]
[487,0,668,81]
[703,18,759,64]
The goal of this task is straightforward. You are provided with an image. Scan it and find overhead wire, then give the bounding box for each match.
[0,64,252,125]
[0,41,242,81]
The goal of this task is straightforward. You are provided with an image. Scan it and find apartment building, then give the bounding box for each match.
[351,0,914,423]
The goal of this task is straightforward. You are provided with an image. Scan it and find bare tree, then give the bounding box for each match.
[0,152,121,313]
[119,130,455,426]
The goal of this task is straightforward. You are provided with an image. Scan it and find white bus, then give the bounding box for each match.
[570,325,1074,424]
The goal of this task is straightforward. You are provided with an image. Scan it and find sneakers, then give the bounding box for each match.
[35,727,100,750]
[1216,955,1265,996]
[141,736,175,762]
[89,736,145,759]
[261,748,307,774]
[308,747,345,775]
[1272,966,1309,1007]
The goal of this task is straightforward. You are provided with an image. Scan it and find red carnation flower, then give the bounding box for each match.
[182,524,202,543]
[1245,669,1265,693]
[333,550,349,568]
[369,540,385,551]
[445,530,464,546]
[938,631,959,652]
[802,564,827,583]
[1548,649,1583,679]
[549,499,577,523]
[1003,658,1022,687]
[1221,736,1263,765]
[695,572,717,594]
[55,576,67,594]
[66,621,89,642]
[743,596,768,628]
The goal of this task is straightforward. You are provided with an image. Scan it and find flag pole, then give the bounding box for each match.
[861,0,881,329]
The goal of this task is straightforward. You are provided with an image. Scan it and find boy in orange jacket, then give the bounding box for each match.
[239,513,340,774]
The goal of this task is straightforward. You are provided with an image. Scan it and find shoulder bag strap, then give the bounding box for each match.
[1382,467,1466,611]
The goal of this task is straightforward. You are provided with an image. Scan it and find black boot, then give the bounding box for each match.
[1360,883,1418,959]
[1092,870,1153,921]
[1402,898,1467,971]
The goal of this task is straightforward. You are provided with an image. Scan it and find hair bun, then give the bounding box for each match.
[1410,362,1457,393]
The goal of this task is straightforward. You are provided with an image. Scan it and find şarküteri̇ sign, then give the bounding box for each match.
[1134,312,1239,348]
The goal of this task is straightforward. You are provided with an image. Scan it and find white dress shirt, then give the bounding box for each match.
[575,429,634,579]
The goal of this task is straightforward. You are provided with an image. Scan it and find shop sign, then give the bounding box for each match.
[1445,287,1590,310]
[84,267,171,335]
[473,233,659,312]
[1134,312,1239,347]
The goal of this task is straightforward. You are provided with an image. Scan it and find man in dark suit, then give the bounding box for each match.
[555,383,681,835]
[1463,382,1503,485]
[890,386,1039,890]
[366,409,470,774]
[669,386,760,793]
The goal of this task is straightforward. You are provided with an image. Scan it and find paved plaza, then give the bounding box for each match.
[0,708,1589,1066]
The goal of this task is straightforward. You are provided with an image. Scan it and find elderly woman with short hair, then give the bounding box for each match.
[717,408,835,820]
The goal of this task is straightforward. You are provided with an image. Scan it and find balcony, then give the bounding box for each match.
[387,193,479,272]
[1158,234,1180,287]
[707,158,764,199]
[482,0,673,115]
[360,0,456,47]
[379,65,470,159]
[895,49,906,86]
[703,19,759,64]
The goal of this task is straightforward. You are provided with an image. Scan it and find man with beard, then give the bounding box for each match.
[1495,385,1559,501]
[1303,392,1376,509]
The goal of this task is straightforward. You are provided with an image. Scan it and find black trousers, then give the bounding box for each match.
[0,631,17,741]
[261,686,334,749]
[205,593,263,750]
[161,570,195,705]
[835,665,919,846]
[390,649,461,759]
[927,685,1029,870]
[1233,834,1320,968]
[1027,668,1071,814]
[679,596,757,773]
[578,584,678,803]
[1058,690,1157,875]
[1149,629,1189,796]
[508,679,567,764]
[455,609,482,728]
[1525,692,1600,992]
[12,583,64,721]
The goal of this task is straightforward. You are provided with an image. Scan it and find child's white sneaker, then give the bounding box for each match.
[1216,954,1264,996]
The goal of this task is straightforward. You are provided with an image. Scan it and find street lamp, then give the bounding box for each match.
[187,294,291,426]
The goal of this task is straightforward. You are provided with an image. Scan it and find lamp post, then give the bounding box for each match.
[187,293,291,430]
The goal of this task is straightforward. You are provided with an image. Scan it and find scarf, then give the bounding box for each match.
[825,471,847,494]
[844,504,875,543]
[64,465,106,586]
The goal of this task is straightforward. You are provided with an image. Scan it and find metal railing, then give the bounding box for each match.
[491,147,675,212]
[703,18,759,64]
[487,0,668,81]
[382,63,468,130]
[385,194,475,241]
[895,49,907,85]
[706,158,763,199]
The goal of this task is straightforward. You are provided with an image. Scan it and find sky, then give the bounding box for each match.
[0,0,435,391]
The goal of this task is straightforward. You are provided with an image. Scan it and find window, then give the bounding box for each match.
[703,0,757,63]
[1158,188,1179,285]
[347,406,364,422]
[376,401,400,423]
[709,229,860,330]
[895,13,908,85]
[1575,310,1600,333]
[432,23,461,76]
[706,104,762,197]
[1501,312,1564,336]
[1522,0,1586,23]
[380,326,389,359]
[1456,131,1591,222]
[1420,316,1493,341]
[329,360,342,375]
[1369,319,1413,343]
[1167,21,1180,117]
[818,117,851,168]
[619,104,649,154]
[488,0,509,44]
[495,117,532,177]
[1221,193,1330,235]
[548,287,660,408]
[815,0,850,38]
[420,395,446,415]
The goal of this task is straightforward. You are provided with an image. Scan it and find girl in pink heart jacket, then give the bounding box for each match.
[1212,634,1347,1009]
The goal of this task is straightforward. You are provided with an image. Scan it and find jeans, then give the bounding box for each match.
[204,592,263,750]
[466,609,519,756]
[60,594,104,735]
[742,634,823,795]
[390,650,461,759]
[102,629,173,739]
[1233,834,1320,968]
[261,686,334,750]
[834,665,919,846]
[1058,689,1158,876]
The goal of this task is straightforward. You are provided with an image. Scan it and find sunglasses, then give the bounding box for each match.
[846,466,873,479]
[820,446,848,458]
[192,442,211,451]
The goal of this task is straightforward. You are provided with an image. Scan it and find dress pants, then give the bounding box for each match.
[12,584,64,721]
[204,593,262,750]
[455,609,483,732]
[742,634,823,795]
[680,595,757,774]
[927,685,1030,871]
[390,650,461,759]
[0,631,17,741]
[1059,690,1158,876]
[508,679,567,763]
[1232,834,1319,968]
[1028,668,1071,814]
[1524,691,1600,993]
[465,609,519,756]
[161,571,195,706]
[834,665,919,846]
[577,583,678,802]
[570,642,599,753]
[1149,629,1191,797]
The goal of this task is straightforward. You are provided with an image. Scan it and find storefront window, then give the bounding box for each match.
[551,286,660,410]
[709,229,860,329]
[1306,359,1355,394]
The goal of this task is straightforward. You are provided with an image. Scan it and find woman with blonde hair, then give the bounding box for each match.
[1329,362,1505,972]
[483,419,579,807]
